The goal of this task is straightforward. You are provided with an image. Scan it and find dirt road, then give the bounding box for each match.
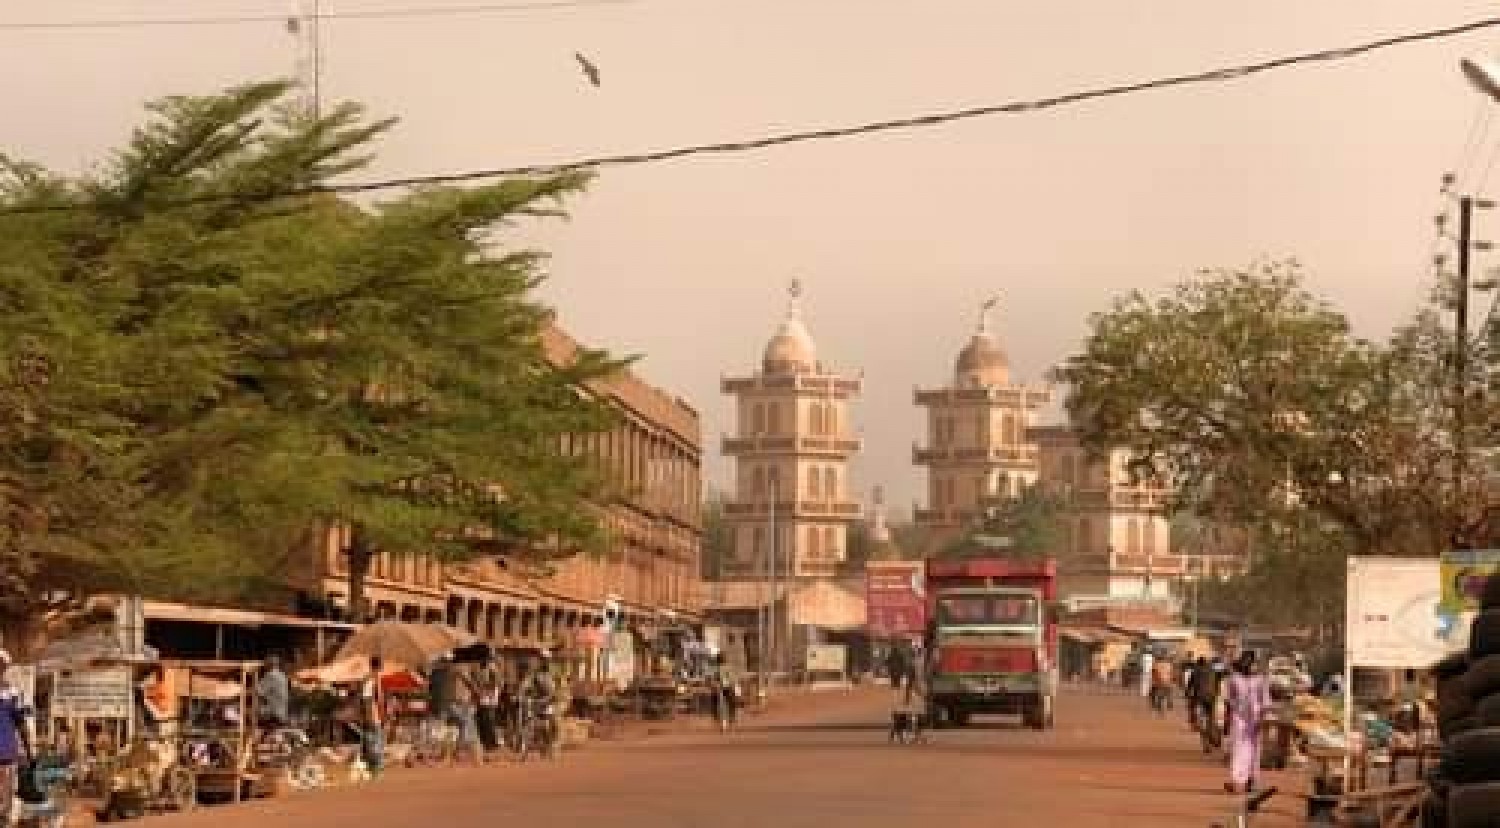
[143,685,1300,828]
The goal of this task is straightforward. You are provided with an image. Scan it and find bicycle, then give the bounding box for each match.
[1211,786,1277,828]
[512,697,559,762]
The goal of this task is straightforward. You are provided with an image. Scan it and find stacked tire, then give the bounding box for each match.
[1431,576,1500,828]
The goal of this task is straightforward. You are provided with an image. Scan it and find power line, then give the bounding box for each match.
[6,14,1500,216]
[0,0,638,30]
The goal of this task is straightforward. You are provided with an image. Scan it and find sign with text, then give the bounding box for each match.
[866,561,926,638]
[52,667,133,719]
[803,644,846,674]
[1346,557,1451,669]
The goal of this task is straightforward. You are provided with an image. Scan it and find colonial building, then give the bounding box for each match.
[289,320,704,650]
[718,282,863,580]
[912,299,1050,552]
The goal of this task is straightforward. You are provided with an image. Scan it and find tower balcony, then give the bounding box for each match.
[1065,487,1172,511]
[912,507,977,526]
[722,434,863,457]
[912,444,1039,466]
[913,386,1050,408]
[721,499,864,520]
[722,374,862,397]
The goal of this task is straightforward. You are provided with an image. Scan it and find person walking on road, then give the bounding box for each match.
[1149,657,1175,715]
[471,653,504,754]
[885,641,916,701]
[1224,650,1272,794]
[359,657,386,775]
[1138,650,1155,699]
[707,652,740,731]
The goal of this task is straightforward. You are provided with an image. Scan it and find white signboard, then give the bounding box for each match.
[52,667,133,719]
[1346,557,1452,669]
[804,644,847,674]
[604,630,636,693]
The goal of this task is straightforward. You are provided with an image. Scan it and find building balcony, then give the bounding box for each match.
[912,444,1039,466]
[722,374,862,396]
[1067,488,1171,511]
[913,386,1051,408]
[1109,552,1189,576]
[912,507,976,526]
[721,434,863,456]
[722,499,863,520]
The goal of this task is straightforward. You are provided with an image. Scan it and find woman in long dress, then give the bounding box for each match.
[1224,650,1271,794]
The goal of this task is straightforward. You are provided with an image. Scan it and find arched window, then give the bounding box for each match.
[1143,520,1156,556]
[808,526,822,559]
[823,467,838,500]
[1061,453,1077,487]
[752,466,765,497]
[1005,413,1020,446]
[752,403,766,435]
[807,466,822,499]
[1077,517,1092,554]
[810,403,824,436]
[767,465,781,495]
[767,403,782,435]
[751,527,765,563]
[825,403,838,436]
[1127,519,1141,555]
[824,527,839,559]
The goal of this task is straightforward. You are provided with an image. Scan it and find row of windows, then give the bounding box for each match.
[747,464,842,500]
[1062,517,1161,555]
[746,399,841,437]
[736,526,843,562]
[932,411,1028,448]
[561,422,700,519]
[932,473,1027,507]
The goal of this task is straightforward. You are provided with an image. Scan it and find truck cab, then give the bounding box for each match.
[923,559,1058,730]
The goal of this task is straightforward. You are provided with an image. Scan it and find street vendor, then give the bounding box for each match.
[257,655,291,729]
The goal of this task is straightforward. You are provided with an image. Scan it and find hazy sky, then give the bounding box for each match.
[5,1,1500,509]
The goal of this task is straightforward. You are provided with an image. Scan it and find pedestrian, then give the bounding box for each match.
[452,665,486,766]
[257,654,291,729]
[471,653,504,753]
[1149,657,1175,715]
[359,656,386,775]
[1224,650,1272,794]
[0,650,33,826]
[1185,656,1214,730]
[1138,650,1155,699]
[708,652,739,730]
[885,640,914,699]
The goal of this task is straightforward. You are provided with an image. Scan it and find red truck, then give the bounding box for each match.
[923,558,1057,729]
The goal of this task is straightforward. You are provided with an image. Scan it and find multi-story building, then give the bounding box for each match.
[911,302,1050,552]
[718,282,863,580]
[1031,426,1246,602]
[289,320,704,649]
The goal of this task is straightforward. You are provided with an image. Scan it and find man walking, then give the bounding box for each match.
[0,650,32,826]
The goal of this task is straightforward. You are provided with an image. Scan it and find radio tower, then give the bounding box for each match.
[288,0,323,118]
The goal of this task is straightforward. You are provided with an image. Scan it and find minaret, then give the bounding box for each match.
[866,486,903,562]
[912,296,1050,553]
[721,281,863,580]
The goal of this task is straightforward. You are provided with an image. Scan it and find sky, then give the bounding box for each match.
[5,1,1500,510]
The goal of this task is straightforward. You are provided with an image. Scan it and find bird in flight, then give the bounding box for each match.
[575,52,601,87]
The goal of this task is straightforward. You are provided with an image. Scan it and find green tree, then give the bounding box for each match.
[938,488,1068,561]
[1053,260,1464,558]
[699,493,733,579]
[0,81,621,630]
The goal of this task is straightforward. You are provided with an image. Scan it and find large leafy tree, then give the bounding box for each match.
[1053,260,1466,558]
[0,81,622,630]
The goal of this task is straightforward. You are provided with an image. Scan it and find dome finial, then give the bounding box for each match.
[979,294,1000,334]
[788,278,804,320]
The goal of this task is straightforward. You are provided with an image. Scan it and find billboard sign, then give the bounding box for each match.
[866,561,926,639]
[1346,557,1453,669]
[1439,549,1500,615]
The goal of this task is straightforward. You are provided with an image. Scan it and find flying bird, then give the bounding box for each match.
[575,52,601,87]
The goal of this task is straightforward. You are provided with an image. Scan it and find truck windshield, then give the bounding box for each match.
[936,595,1038,626]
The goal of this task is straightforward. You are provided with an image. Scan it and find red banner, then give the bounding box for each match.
[865,562,926,638]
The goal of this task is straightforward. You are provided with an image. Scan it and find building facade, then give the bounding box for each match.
[912,301,1050,552]
[1031,426,1246,602]
[290,320,704,649]
[719,283,863,580]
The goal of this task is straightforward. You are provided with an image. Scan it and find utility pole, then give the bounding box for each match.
[1455,195,1474,533]
[768,474,780,689]
[290,0,323,118]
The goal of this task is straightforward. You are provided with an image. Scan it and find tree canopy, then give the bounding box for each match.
[937,488,1068,561]
[1053,260,1474,557]
[0,81,622,625]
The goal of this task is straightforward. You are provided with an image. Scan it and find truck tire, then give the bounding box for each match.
[1470,610,1500,660]
[1448,781,1500,828]
[1441,728,1500,784]
[1465,656,1500,701]
[1442,678,1478,723]
[951,709,971,727]
[1023,696,1052,730]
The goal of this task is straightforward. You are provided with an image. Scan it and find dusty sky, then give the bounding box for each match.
[5,1,1500,510]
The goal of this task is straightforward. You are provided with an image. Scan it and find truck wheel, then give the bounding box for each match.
[1023,698,1047,730]
[951,710,971,727]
